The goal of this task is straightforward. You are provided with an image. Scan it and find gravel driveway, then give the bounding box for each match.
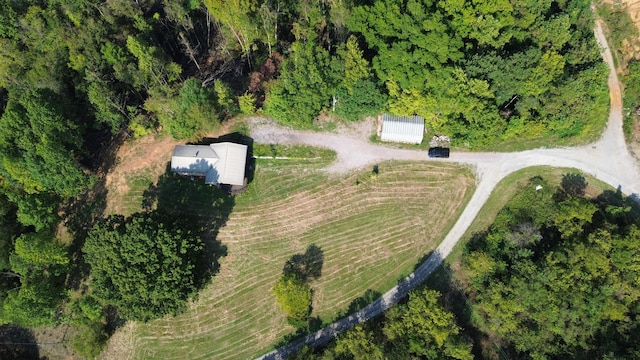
[254,20,640,360]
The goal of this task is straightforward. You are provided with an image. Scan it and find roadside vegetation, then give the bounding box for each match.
[596,1,640,143]
[253,144,337,160]
[461,174,640,358]
[292,288,473,360]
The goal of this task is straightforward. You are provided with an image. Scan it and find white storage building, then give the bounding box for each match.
[379,114,425,144]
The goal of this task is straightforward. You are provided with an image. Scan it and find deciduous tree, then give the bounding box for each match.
[84,213,205,321]
[272,274,312,326]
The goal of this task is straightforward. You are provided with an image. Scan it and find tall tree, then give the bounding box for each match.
[272,274,312,326]
[84,213,205,321]
[0,89,91,198]
[264,36,335,126]
[464,176,640,358]
[384,288,473,359]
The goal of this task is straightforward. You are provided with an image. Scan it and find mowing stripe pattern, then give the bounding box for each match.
[103,160,474,360]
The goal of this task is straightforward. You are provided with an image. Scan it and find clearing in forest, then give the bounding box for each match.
[100,148,475,359]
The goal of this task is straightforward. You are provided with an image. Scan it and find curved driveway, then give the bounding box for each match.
[254,21,640,360]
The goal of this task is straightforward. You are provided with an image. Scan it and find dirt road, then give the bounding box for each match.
[254,20,640,360]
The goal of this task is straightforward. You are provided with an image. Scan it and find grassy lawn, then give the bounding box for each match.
[424,166,623,358]
[103,151,476,359]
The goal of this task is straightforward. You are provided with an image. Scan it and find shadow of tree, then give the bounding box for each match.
[142,165,232,285]
[0,325,41,360]
[62,131,127,292]
[345,289,382,318]
[424,262,490,359]
[557,172,587,199]
[283,244,324,281]
[597,186,640,225]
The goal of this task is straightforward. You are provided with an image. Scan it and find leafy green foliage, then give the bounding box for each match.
[84,213,205,321]
[463,174,640,358]
[333,325,384,360]
[238,92,256,115]
[624,60,640,111]
[213,79,239,118]
[4,190,60,231]
[0,231,69,327]
[126,35,182,92]
[273,244,324,327]
[303,288,472,359]
[384,288,473,359]
[0,89,91,198]
[10,232,68,276]
[348,0,607,147]
[334,78,385,122]
[71,321,108,359]
[151,78,218,140]
[0,193,20,270]
[1,281,63,327]
[272,274,312,325]
[264,38,335,126]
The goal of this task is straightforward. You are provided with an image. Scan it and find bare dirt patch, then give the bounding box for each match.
[618,0,640,33]
[104,134,177,214]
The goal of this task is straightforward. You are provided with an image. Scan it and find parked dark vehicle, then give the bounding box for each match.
[428,147,450,158]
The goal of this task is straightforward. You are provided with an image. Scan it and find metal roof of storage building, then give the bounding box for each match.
[170,142,247,186]
[380,114,425,144]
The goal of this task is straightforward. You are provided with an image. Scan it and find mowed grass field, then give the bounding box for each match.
[102,152,476,359]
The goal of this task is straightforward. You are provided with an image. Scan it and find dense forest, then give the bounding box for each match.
[462,175,640,358]
[0,0,620,357]
[300,174,640,359]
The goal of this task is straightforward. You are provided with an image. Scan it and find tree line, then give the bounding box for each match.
[290,287,473,360]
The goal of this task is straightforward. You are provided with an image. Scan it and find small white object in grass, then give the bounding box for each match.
[535,185,543,191]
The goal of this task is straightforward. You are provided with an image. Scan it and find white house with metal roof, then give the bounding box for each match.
[379,114,425,144]
[170,142,248,186]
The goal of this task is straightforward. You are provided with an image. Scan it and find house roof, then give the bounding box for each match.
[380,114,425,144]
[209,142,248,186]
[170,142,247,186]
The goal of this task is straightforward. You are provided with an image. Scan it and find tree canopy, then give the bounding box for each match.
[84,212,205,322]
[295,288,472,359]
[463,175,640,358]
[272,274,313,326]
